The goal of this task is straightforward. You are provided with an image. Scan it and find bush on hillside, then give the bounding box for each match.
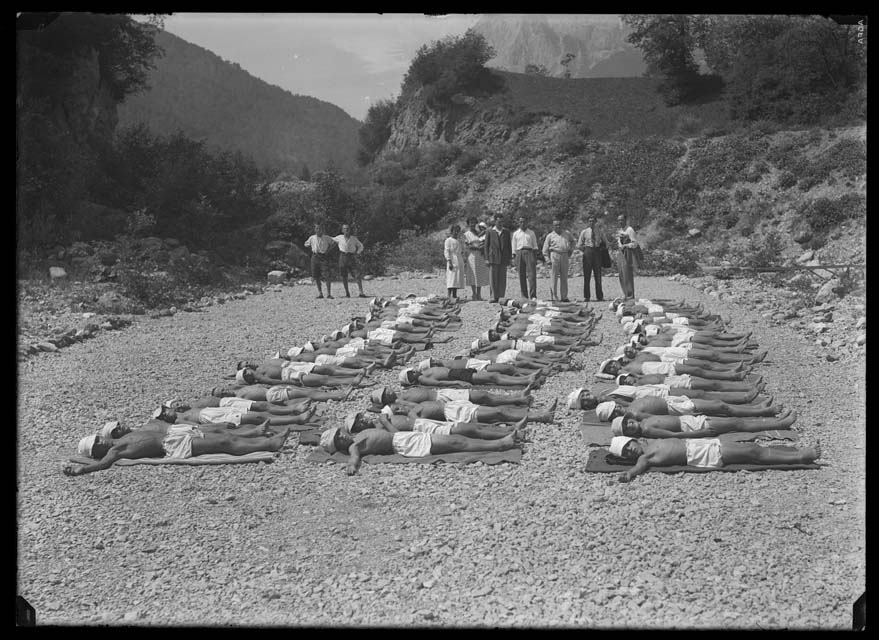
[384,230,447,273]
[357,98,397,166]
[639,238,701,276]
[401,29,503,108]
[799,194,865,234]
[774,171,797,190]
[452,147,485,174]
[737,229,785,269]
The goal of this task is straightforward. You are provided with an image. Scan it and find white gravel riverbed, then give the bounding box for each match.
[16,271,865,629]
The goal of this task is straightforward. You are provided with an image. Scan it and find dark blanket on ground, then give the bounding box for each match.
[68,452,277,466]
[579,424,799,446]
[583,448,820,473]
[306,448,521,466]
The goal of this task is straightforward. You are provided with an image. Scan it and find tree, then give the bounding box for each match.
[525,63,549,76]
[560,53,576,78]
[356,98,397,166]
[298,163,311,182]
[400,28,503,107]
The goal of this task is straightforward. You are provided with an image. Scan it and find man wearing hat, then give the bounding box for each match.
[609,370,765,394]
[611,435,821,483]
[151,400,316,428]
[368,385,534,410]
[376,393,557,425]
[572,392,784,421]
[64,426,291,477]
[566,382,766,412]
[598,354,752,382]
[318,421,522,476]
[211,383,352,405]
[480,328,595,351]
[469,339,574,370]
[398,364,543,389]
[158,394,313,418]
[610,408,798,440]
[236,356,373,381]
[471,334,576,355]
[344,409,528,441]
[413,355,556,378]
[233,365,368,389]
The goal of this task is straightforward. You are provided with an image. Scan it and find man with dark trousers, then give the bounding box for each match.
[484,213,513,303]
[576,212,609,303]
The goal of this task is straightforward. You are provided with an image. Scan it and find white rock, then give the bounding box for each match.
[49,266,67,281]
[267,270,287,284]
[856,334,866,346]
[855,317,866,330]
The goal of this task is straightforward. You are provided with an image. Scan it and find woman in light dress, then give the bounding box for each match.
[463,216,489,300]
[444,224,466,300]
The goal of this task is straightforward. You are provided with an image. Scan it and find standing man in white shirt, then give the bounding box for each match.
[541,218,575,302]
[576,211,609,303]
[615,213,642,300]
[304,221,337,299]
[512,214,539,299]
[333,223,368,298]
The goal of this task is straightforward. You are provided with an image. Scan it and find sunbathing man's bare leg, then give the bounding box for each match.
[721,440,821,466]
[706,410,797,433]
[192,428,291,456]
[468,389,531,407]
[451,422,516,440]
[428,432,518,455]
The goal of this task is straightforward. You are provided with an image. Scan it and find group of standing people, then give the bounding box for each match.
[444,210,642,304]
[304,222,368,299]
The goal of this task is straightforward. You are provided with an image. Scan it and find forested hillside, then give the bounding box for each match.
[117,29,362,177]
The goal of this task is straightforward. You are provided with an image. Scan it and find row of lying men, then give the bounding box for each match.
[317,297,603,475]
[63,294,462,476]
[565,297,820,482]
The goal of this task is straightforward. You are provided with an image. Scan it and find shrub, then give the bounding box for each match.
[384,230,446,272]
[737,229,785,269]
[800,194,865,233]
[675,114,703,137]
[639,237,701,276]
[452,147,485,174]
[775,171,797,189]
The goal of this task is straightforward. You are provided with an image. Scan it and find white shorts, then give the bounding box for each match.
[664,374,692,389]
[443,399,480,423]
[198,407,244,425]
[678,414,707,432]
[666,396,696,415]
[466,358,491,371]
[641,361,676,376]
[334,345,361,358]
[533,335,554,345]
[628,385,670,400]
[496,349,520,365]
[647,304,664,315]
[686,438,723,467]
[265,386,292,404]
[412,418,453,435]
[435,388,470,403]
[284,362,316,374]
[219,397,254,411]
[281,367,307,382]
[672,316,690,325]
[162,425,204,459]
[671,332,696,347]
[514,340,536,352]
[315,354,346,366]
[392,431,433,457]
[368,328,396,345]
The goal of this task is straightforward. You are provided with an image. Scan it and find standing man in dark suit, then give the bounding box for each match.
[484,213,513,303]
[576,211,609,302]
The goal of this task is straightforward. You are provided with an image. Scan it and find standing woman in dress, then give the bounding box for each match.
[615,213,642,300]
[463,216,489,301]
[444,223,466,300]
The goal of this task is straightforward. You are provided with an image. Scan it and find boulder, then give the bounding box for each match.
[855,317,866,330]
[49,266,68,282]
[806,322,829,333]
[814,278,843,305]
[264,240,292,257]
[856,334,866,346]
[267,270,287,285]
[687,228,702,238]
[796,250,815,264]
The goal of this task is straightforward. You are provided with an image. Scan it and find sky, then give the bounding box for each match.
[146,12,481,121]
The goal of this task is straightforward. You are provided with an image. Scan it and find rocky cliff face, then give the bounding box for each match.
[473,14,646,78]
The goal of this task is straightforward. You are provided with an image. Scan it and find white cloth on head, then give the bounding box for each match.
[77,433,98,457]
[609,436,634,457]
[287,346,304,357]
[320,427,339,453]
[611,416,625,436]
[399,368,414,384]
[417,358,433,371]
[412,418,453,435]
[235,369,248,384]
[392,431,433,457]
[99,421,119,439]
[566,388,584,410]
[679,415,707,432]
[685,438,723,467]
[596,401,616,422]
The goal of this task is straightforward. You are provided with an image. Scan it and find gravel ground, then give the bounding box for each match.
[17,271,865,629]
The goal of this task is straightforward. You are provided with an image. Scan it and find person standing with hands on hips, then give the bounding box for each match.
[615,213,642,300]
[576,210,609,303]
[304,221,337,299]
[512,213,539,300]
[444,223,466,300]
[333,223,368,298]
[542,218,575,302]
[484,213,513,303]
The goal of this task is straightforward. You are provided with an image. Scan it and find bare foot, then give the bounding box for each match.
[268,428,291,451]
[780,410,797,428]
[340,384,354,400]
[803,440,822,464]
[546,397,558,414]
